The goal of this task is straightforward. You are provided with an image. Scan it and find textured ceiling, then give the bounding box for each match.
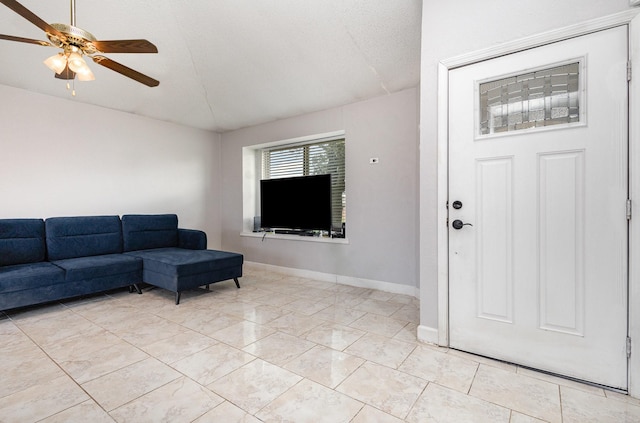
[0,0,422,132]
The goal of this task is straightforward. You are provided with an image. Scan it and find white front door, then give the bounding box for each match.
[448,26,629,389]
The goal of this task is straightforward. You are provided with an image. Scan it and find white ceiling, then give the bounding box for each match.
[0,0,422,132]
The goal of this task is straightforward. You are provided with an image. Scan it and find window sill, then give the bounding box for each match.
[240,231,349,244]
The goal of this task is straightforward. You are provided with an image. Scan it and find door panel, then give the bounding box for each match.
[538,150,585,335]
[476,157,514,323]
[448,26,628,388]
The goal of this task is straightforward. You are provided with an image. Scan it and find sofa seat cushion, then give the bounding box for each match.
[125,248,243,277]
[51,254,142,282]
[0,262,65,293]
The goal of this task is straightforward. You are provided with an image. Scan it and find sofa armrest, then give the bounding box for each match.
[178,229,207,250]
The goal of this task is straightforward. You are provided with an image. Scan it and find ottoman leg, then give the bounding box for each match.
[206,284,210,290]
[133,284,142,294]
[175,292,181,305]
[234,277,240,288]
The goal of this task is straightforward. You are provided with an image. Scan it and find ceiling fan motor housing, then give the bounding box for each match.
[47,23,97,54]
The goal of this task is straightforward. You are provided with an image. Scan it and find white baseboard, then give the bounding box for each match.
[336,275,418,297]
[245,261,419,298]
[244,261,336,283]
[417,325,439,345]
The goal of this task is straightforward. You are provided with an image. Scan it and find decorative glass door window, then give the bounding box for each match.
[478,62,581,136]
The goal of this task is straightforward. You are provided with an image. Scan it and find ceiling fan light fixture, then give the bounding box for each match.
[43,53,67,74]
[76,65,95,81]
[67,51,86,72]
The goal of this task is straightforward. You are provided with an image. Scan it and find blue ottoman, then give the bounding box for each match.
[122,214,243,304]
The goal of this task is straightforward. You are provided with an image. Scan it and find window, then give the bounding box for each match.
[262,137,346,230]
[478,62,581,136]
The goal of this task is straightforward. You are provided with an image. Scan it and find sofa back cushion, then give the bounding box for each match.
[121,214,178,252]
[46,216,123,260]
[0,219,46,266]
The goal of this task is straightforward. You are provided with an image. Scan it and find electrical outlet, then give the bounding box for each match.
[369,157,379,164]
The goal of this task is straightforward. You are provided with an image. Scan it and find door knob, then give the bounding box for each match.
[452,219,473,229]
[452,200,463,209]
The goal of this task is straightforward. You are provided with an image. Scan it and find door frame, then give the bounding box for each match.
[436,9,640,395]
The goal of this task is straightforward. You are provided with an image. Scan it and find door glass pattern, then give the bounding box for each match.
[479,62,580,136]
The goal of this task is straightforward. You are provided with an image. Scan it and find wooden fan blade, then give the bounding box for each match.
[0,33,51,46]
[0,0,67,42]
[92,56,159,87]
[92,39,158,54]
[54,64,76,80]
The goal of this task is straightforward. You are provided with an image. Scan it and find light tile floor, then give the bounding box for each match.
[1,267,640,422]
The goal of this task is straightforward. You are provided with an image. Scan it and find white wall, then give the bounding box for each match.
[419,0,633,330]
[220,87,419,291]
[0,85,222,247]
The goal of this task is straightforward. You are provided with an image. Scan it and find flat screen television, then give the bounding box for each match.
[260,174,332,232]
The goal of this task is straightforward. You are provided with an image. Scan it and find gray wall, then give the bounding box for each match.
[221,87,419,290]
[419,0,633,329]
[0,84,222,247]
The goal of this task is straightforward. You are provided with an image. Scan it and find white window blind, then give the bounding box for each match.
[262,138,346,229]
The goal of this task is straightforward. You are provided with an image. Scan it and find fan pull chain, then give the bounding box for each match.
[65,80,76,97]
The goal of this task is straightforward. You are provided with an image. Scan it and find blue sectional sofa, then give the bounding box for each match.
[0,214,243,311]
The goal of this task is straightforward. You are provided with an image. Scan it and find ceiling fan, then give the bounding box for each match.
[0,0,159,91]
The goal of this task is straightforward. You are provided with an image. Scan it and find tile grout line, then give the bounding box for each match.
[465,359,481,396]
[403,380,431,421]
[558,384,564,423]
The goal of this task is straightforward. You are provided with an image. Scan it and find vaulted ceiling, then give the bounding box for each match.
[0,0,422,132]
